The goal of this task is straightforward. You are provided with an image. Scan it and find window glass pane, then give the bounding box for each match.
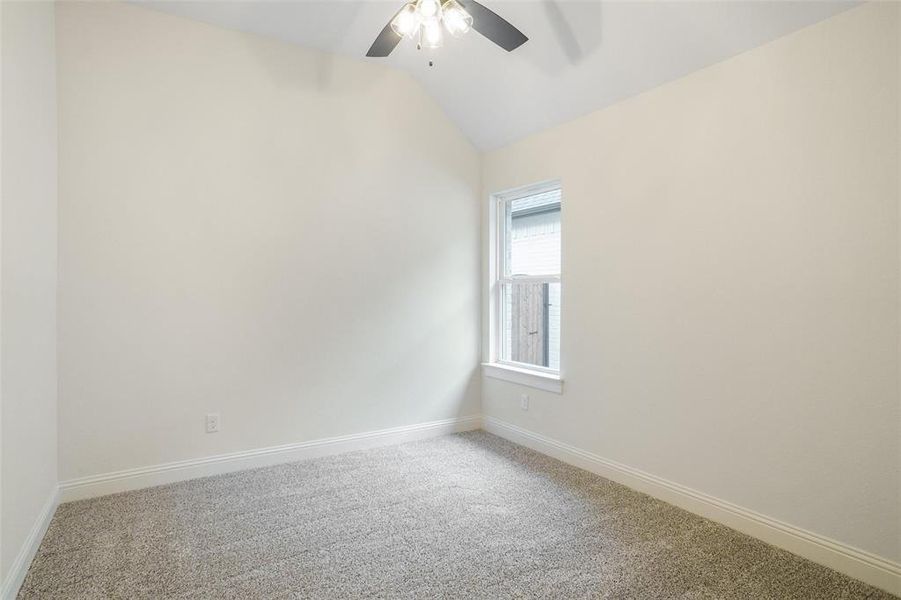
[500,281,560,370]
[508,189,561,277]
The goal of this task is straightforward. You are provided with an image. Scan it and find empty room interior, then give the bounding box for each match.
[2,0,900,598]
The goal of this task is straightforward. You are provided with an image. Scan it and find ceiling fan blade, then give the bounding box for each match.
[458,0,528,52]
[366,9,403,57]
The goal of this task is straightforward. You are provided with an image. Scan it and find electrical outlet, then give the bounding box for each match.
[520,394,529,411]
[205,413,220,433]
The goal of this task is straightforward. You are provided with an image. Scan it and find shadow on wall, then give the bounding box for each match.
[240,26,389,93]
[135,0,392,93]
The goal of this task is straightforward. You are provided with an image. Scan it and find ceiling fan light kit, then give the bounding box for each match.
[368,0,527,58]
[390,0,473,48]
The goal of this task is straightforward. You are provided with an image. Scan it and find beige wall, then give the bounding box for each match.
[0,0,59,584]
[56,2,481,481]
[483,3,900,563]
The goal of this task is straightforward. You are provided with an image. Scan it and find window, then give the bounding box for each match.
[486,181,562,392]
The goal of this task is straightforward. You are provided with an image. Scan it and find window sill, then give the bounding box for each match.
[481,362,563,394]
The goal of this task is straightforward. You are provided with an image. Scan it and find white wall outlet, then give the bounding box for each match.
[520,394,529,411]
[205,413,220,433]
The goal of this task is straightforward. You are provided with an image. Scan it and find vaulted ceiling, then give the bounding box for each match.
[136,1,856,150]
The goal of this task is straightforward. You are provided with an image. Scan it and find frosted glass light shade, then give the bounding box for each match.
[391,3,421,39]
[421,17,444,48]
[442,0,472,36]
[417,0,441,19]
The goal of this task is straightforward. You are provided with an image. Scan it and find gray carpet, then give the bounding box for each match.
[19,431,896,599]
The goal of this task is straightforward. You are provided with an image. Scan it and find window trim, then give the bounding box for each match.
[481,362,563,394]
[486,179,563,393]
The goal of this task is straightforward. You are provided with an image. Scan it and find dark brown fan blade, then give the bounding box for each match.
[366,8,403,57]
[457,0,528,52]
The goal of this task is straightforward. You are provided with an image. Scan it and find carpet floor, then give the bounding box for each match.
[19,431,896,599]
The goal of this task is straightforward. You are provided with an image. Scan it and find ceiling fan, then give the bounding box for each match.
[366,0,528,57]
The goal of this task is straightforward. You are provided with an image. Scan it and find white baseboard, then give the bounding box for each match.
[28,414,901,596]
[1,487,59,600]
[483,416,901,597]
[59,415,481,503]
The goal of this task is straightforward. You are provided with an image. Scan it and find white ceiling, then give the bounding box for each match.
[135,0,856,150]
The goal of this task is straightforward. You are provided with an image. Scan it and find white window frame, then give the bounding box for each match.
[482,179,563,394]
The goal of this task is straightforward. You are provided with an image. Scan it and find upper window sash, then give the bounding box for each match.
[495,180,562,282]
